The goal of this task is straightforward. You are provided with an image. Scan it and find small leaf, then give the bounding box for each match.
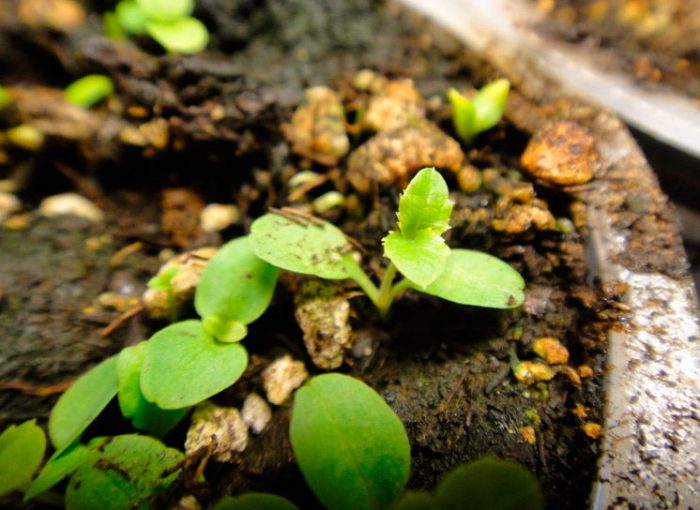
[117,343,189,436]
[213,493,300,510]
[417,249,524,309]
[435,457,544,510]
[195,236,278,330]
[290,374,410,510]
[136,0,193,22]
[447,88,476,143]
[146,17,209,54]
[64,75,114,108]
[395,167,453,238]
[473,79,510,134]
[49,356,119,449]
[25,442,90,501]
[0,420,46,497]
[383,230,450,288]
[141,320,248,409]
[147,266,179,290]
[65,435,184,510]
[115,0,148,34]
[250,213,351,279]
[390,492,439,510]
[0,85,11,109]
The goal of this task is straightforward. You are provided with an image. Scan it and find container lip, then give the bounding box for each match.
[397,0,700,506]
[398,0,700,159]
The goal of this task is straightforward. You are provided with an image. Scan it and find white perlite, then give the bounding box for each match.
[241,392,272,434]
[38,193,103,222]
[0,191,20,221]
[200,204,239,232]
[262,355,308,405]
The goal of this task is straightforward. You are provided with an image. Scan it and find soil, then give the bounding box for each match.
[528,0,700,100]
[0,1,640,509]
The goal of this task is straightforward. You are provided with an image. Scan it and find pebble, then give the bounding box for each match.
[119,118,169,149]
[172,495,201,510]
[184,402,248,463]
[261,355,308,405]
[0,191,20,222]
[18,0,85,31]
[363,78,426,132]
[200,204,239,232]
[38,193,103,222]
[520,121,598,185]
[457,165,482,193]
[582,422,603,440]
[513,361,555,385]
[6,124,45,151]
[532,337,569,364]
[241,392,272,434]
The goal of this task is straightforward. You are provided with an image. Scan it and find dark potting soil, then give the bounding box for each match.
[0,1,627,508]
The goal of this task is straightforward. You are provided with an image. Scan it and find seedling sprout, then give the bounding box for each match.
[448,78,510,144]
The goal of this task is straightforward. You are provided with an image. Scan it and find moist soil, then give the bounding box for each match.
[0,1,631,508]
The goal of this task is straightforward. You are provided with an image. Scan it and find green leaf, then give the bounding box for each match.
[115,0,148,34]
[390,492,439,510]
[141,320,248,409]
[473,79,510,134]
[435,457,544,510]
[64,75,114,108]
[383,230,450,288]
[146,17,209,54]
[417,249,524,309]
[447,88,476,143]
[25,442,90,501]
[65,435,184,510]
[395,167,453,238]
[136,0,193,22]
[213,493,300,510]
[0,85,11,109]
[0,420,46,497]
[290,374,410,510]
[49,356,119,449]
[117,343,189,436]
[250,212,352,279]
[195,236,279,335]
[146,266,179,290]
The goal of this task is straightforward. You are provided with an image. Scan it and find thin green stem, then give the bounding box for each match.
[389,278,413,301]
[375,262,398,319]
[341,254,380,304]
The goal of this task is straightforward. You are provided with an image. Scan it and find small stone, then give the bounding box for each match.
[578,365,594,378]
[582,422,603,440]
[561,365,582,386]
[492,204,556,234]
[241,393,272,434]
[532,337,569,364]
[363,79,426,132]
[38,193,103,222]
[457,165,482,193]
[200,204,239,232]
[172,495,201,510]
[6,124,45,151]
[519,426,536,445]
[0,191,20,222]
[262,355,308,405]
[513,361,555,385]
[185,402,248,463]
[119,118,169,149]
[347,119,463,193]
[520,121,598,185]
[294,281,352,369]
[18,0,85,31]
[3,213,32,230]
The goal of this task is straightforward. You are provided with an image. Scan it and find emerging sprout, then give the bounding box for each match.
[0,85,11,109]
[0,420,46,497]
[447,78,510,144]
[64,75,114,108]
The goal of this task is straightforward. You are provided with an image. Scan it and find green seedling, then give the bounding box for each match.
[0,85,11,109]
[25,442,91,501]
[0,420,46,497]
[290,373,411,510]
[447,78,510,144]
[64,75,114,108]
[250,167,524,318]
[147,265,180,322]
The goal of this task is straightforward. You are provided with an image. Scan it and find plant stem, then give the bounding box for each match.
[375,262,398,319]
[342,254,380,303]
[389,277,413,301]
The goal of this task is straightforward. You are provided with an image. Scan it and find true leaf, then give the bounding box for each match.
[383,230,450,288]
[49,356,119,449]
[0,420,46,497]
[195,236,279,335]
[417,249,524,309]
[447,88,476,143]
[25,442,90,501]
[250,212,351,279]
[136,0,193,22]
[115,0,148,34]
[65,435,184,510]
[290,374,410,510]
[395,167,452,238]
[473,79,510,134]
[434,457,544,510]
[213,493,300,510]
[141,320,248,409]
[64,75,114,108]
[146,17,209,54]
[117,343,189,436]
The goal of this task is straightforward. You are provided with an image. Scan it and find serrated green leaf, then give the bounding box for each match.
[141,320,248,409]
[290,374,410,510]
[383,230,450,288]
[146,17,209,54]
[49,356,119,449]
[435,457,544,510]
[473,79,510,134]
[390,492,439,510]
[0,420,46,497]
[115,0,148,34]
[250,213,351,279]
[65,435,183,510]
[64,75,114,108]
[136,0,193,21]
[416,249,524,309]
[195,236,278,332]
[448,88,476,143]
[396,167,452,238]
[213,493,300,510]
[117,343,189,436]
[25,442,90,501]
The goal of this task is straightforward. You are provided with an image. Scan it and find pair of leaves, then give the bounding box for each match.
[290,374,411,510]
[447,79,510,144]
[0,420,45,497]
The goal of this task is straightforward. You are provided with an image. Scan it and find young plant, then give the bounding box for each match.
[447,78,510,144]
[249,167,524,318]
[0,420,46,497]
[64,75,114,108]
[0,85,11,109]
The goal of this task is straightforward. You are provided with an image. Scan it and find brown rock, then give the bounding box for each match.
[532,337,570,364]
[185,402,248,462]
[363,79,426,132]
[520,121,598,185]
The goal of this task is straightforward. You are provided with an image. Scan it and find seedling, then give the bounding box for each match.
[447,78,510,144]
[250,167,524,318]
[0,85,11,109]
[64,75,114,108]
[0,420,46,497]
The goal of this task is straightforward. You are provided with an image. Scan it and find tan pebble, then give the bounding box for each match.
[492,204,556,234]
[353,69,378,91]
[520,121,598,185]
[6,124,45,151]
[262,355,308,405]
[519,426,536,445]
[38,193,103,222]
[4,213,32,229]
[457,165,482,193]
[120,118,169,149]
[513,361,555,385]
[0,191,20,221]
[19,0,85,30]
[561,366,582,385]
[241,392,272,434]
[200,204,239,232]
[185,402,248,463]
[363,79,426,132]
[582,422,603,439]
[172,495,201,510]
[532,337,569,364]
[578,365,594,378]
